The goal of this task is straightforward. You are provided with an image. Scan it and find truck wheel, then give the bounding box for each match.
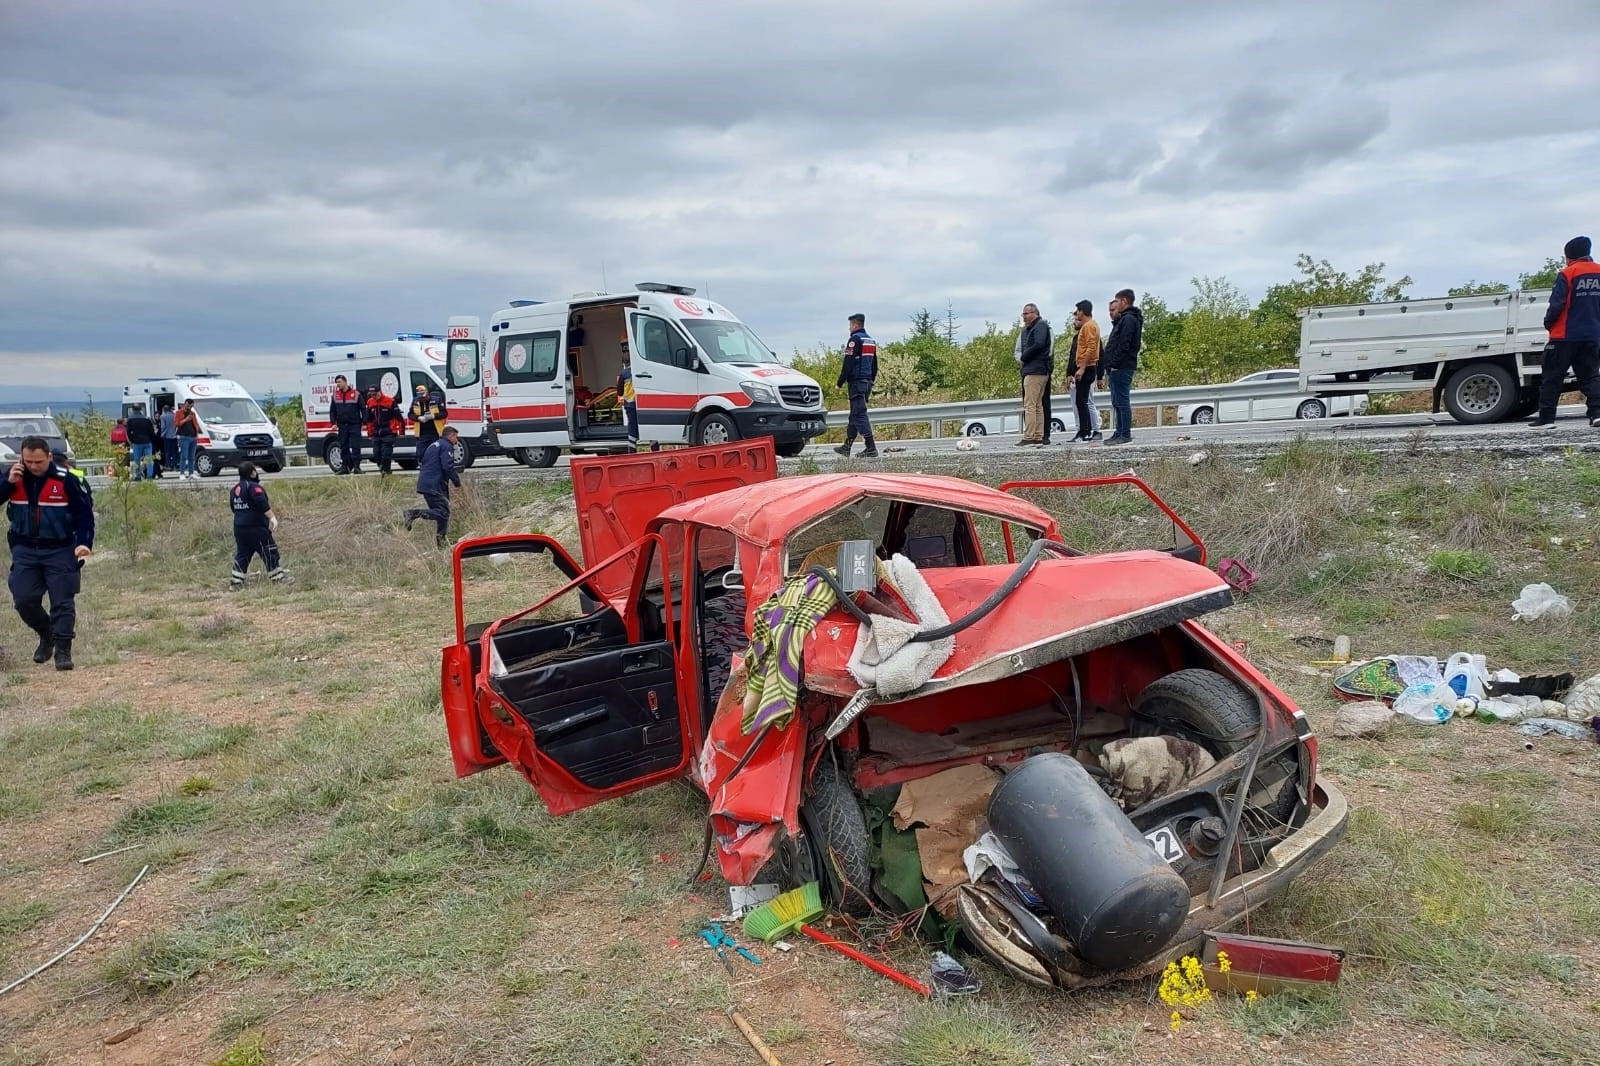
[194,451,220,477]
[798,754,874,915]
[775,441,806,458]
[694,412,740,447]
[1443,363,1517,423]
[1511,393,1539,420]
[323,440,343,473]
[451,437,475,469]
[1190,406,1215,425]
[519,446,559,468]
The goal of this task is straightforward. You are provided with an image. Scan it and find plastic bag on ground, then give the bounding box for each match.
[1565,673,1600,719]
[1394,681,1455,725]
[1519,718,1594,742]
[1475,698,1525,723]
[1512,583,1572,621]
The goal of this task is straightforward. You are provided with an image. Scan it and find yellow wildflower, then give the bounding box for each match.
[1245,989,1260,1004]
[1170,1010,1182,1032]
[1216,950,1231,974]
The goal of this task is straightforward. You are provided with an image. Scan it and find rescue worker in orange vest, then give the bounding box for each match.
[7,436,95,670]
[1532,235,1600,431]
[365,384,403,475]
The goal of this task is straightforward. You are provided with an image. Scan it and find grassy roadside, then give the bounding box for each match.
[2,443,1598,1065]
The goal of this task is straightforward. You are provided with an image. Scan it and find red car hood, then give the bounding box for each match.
[802,551,1234,699]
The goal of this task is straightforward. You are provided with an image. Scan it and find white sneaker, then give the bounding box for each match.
[1591,417,1600,428]
[1528,421,1558,433]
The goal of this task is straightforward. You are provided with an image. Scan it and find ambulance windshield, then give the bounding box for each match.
[193,397,268,425]
[679,319,778,364]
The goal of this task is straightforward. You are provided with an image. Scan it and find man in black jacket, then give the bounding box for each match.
[7,436,95,670]
[1100,289,1143,445]
[125,409,157,480]
[1016,303,1053,445]
[329,374,365,474]
[834,313,879,458]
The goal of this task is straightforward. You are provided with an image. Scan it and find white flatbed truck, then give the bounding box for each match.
[1298,288,1564,423]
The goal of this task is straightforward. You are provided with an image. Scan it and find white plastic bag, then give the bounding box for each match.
[1565,673,1600,719]
[1393,681,1454,725]
[1393,655,1442,687]
[1475,698,1524,723]
[1512,583,1572,621]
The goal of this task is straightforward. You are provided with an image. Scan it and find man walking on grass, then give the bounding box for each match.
[1016,303,1053,446]
[7,435,94,671]
[403,426,462,548]
[1100,289,1143,445]
[1530,235,1600,431]
[229,462,289,587]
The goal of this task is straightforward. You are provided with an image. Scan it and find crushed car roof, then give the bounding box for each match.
[655,472,1058,548]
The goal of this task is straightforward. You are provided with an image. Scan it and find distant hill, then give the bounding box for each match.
[0,387,124,413]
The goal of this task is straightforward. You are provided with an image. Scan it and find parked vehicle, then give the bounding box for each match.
[0,413,73,466]
[300,335,501,472]
[441,442,1349,989]
[961,412,1070,437]
[121,377,285,476]
[1177,369,1368,425]
[1298,288,1557,424]
[445,283,827,466]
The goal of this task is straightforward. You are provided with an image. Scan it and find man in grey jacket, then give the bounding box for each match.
[1016,303,1053,446]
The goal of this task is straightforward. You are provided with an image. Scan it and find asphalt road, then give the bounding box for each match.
[89,405,1599,491]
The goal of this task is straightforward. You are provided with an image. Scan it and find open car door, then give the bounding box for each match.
[571,439,776,606]
[467,533,692,816]
[999,475,1207,565]
[443,534,589,777]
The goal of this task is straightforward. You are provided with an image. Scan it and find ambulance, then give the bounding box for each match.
[121,375,286,477]
[300,335,500,471]
[443,283,827,466]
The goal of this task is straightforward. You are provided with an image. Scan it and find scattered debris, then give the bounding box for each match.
[1215,557,1259,594]
[78,843,144,866]
[929,951,982,996]
[1201,932,1344,996]
[1512,582,1572,621]
[727,1007,784,1066]
[727,883,781,919]
[1332,700,1392,738]
[0,865,150,998]
[1187,451,1208,466]
[1519,717,1597,743]
[955,438,978,451]
[103,1024,142,1046]
[1565,673,1600,719]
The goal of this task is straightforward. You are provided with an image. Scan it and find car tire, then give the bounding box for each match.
[1443,362,1517,424]
[965,423,987,437]
[518,446,560,468]
[1295,399,1327,420]
[775,440,807,458]
[194,451,220,477]
[259,461,282,474]
[1190,407,1215,425]
[1049,418,1066,435]
[694,412,740,447]
[323,439,342,473]
[451,436,475,469]
[797,753,874,915]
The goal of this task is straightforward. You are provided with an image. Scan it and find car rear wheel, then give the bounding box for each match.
[797,753,874,915]
[1190,407,1215,425]
[1295,399,1327,419]
[965,422,987,436]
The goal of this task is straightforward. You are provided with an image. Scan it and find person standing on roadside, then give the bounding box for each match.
[124,408,157,480]
[229,462,289,587]
[7,435,94,671]
[403,426,462,548]
[409,382,446,446]
[1015,303,1054,445]
[834,313,879,459]
[1069,300,1103,441]
[1100,289,1143,445]
[159,404,178,474]
[1531,235,1600,431]
[365,384,401,475]
[329,375,365,474]
[174,398,201,479]
[617,332,641,451]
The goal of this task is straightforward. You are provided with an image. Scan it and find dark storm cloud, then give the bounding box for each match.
[1,0,1597,388]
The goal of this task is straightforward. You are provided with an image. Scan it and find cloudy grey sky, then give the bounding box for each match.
[2,0,1596,396]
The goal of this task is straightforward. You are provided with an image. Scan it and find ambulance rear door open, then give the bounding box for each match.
[625,306,704,445]
[487,308,568,450]
[565,300,633,447]
[444,317,488,437]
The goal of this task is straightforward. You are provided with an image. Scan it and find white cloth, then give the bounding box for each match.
[846,554,955,697]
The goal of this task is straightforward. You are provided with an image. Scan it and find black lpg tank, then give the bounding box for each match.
[988,752,1190,971]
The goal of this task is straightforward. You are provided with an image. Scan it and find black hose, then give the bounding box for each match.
[805,538,1073,645]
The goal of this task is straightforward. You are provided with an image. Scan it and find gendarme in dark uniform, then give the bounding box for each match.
[833,313,879,459]
[7,436,95,671]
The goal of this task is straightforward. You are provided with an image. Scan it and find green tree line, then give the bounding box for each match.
[792,253,1565,404]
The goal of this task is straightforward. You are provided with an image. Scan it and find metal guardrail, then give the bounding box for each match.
[821,380,1315,436]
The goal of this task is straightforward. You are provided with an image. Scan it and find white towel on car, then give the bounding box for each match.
[847,554,955,697]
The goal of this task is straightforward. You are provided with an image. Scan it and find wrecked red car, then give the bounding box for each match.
[442,441,1349,988]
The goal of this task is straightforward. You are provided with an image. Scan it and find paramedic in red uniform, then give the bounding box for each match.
[365,384,402,475]
[7,436,95,671]
[1532,235,1600,431]
[833,313,879,458]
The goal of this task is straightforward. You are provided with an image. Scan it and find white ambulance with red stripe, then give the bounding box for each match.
[300,335,502,471]
[121,375,286,477]
[443,283,827,465]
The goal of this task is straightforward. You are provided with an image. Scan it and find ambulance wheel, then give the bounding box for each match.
[693,412,740,447]
[323,440,343,473]
[194,451,220,477]
[451,437,475,469]
[519,446,559,469]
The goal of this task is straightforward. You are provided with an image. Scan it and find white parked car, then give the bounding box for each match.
[961,413,1071,437]
[1176,369,1368,425]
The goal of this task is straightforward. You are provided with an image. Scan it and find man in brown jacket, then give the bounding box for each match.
[1069,300,1102,442]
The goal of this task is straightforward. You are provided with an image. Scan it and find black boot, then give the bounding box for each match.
[54,639,73,671]
[859,436,880,458]
[32,629,54,664]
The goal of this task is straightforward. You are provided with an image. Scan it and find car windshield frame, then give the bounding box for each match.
[192,397,268,426]
[782,494,1047,576]
[0,416,65,438]
[679,319,779,365]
